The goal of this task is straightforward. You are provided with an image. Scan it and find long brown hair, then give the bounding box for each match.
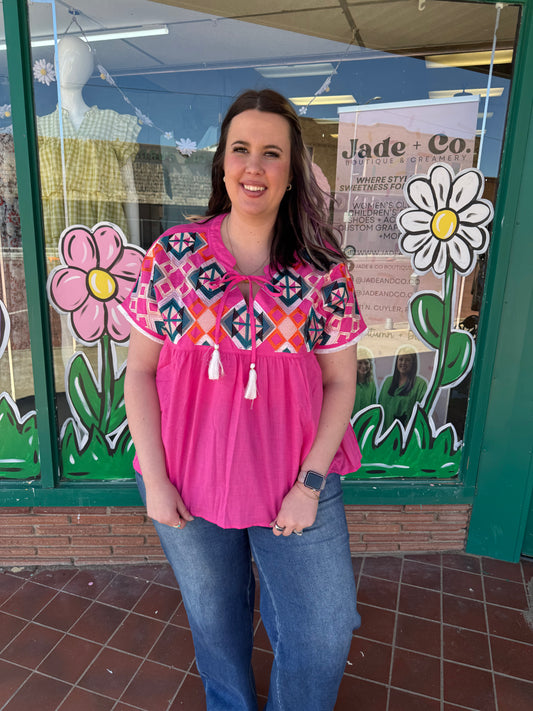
[388,348,419,396]
[205,89,344,270]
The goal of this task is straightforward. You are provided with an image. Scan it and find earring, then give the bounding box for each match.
[223,176,226,183]
[286,184,292,191]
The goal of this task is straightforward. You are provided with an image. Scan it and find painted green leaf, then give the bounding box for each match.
[410,292,444,349]
[115,423,135,457]
[346,403,461,480]
[67,353,100,431]
[108,368,127,433]
[0,396,40,479]
[352,405,382,454]
[441,331,474,387]
[61,421,135,480]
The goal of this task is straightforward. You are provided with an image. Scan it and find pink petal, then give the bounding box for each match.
[92,225,125,269]
[61,228,98,270]
[106,300,131,342]
[110,246,144,281]
[71,297,106,343]
[114,274,138,302]
[49,268,89,311]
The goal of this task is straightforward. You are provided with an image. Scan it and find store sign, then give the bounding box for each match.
[334,97,479,330]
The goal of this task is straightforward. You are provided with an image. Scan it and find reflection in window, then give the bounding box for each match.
[0,14,39,479]
[22,0,519,479]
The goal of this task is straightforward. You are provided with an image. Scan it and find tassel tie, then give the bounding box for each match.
[208,271,281,402]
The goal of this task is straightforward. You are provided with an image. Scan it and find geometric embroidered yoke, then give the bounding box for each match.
[121,214,367,529]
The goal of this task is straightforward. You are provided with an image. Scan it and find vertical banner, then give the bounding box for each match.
[335,97,479,331]
[337,97,481,463]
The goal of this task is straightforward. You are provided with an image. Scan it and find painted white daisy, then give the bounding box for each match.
[163,131,174,141]
[0,104,11,119]
[97,64,117,87]
[398,164,493,276]
[176,138,197,157]
[33,59,56,86]
[134,108,153,127]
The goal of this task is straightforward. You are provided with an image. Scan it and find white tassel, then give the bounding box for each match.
[208,344,224,380]
[244,363,257,400]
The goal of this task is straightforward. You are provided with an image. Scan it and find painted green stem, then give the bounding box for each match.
[99,335,114,434]
[422,264,455,416]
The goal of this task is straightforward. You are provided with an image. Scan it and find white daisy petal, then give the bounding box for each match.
[398,210,432,234]
[401,231,433,253]
[429,165,452,210]
[458,201,492,225]
[407,178,436,213]
[456,224,487,250]
[413,238,439,272]
[433,243,449,275]
[448,237,472,273]
[449,171,483,211]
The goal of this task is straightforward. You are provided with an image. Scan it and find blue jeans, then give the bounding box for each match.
[136,472,360,711]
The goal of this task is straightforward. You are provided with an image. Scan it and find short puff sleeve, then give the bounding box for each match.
[120,242,167,343]
[314,261,367,352]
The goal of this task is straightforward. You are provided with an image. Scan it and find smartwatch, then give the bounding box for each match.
[297,469,327,495]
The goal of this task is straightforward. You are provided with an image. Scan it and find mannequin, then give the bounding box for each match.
[56,35,93,131]
[38,36,140,246]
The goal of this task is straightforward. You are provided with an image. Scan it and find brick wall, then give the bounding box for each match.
[345,504,472,554]
[0,504,471,567]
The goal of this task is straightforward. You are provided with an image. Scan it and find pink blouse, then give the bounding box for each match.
[121,214,367,528]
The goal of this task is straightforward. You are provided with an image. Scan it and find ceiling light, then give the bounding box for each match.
[0,25,169,50]
[428,88,504,99]
[289,95,356,106]
[256,63,335,78]
[426,49,513,68]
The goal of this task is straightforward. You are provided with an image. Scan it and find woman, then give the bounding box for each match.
[123,89,367,711]
[378,346,427,429]
[351,346,376,417]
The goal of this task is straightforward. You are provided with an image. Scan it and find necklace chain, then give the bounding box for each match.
[223,218,270,276]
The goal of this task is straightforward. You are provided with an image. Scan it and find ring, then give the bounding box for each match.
[293,530,303,536]
[172,521,182,529]
[274,523,286,532]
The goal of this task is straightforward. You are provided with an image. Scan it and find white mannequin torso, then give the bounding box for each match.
[56,36,94,130]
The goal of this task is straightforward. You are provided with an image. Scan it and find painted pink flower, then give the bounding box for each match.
[48,223,144,344]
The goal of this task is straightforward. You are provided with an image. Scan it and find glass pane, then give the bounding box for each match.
[0,12,40,480]
[25,0,519,480]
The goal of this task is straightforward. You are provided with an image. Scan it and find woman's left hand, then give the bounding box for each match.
[271,482,319,536]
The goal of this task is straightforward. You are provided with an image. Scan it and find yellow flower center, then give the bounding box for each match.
[40,68,47,75]
[87,269,117,301]
[431,209,458,240]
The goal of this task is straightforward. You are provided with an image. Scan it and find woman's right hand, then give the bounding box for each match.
[144,476,194,529]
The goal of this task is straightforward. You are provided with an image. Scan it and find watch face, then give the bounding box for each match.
[305,471,325,491]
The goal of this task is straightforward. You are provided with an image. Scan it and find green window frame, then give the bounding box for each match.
[0,0,531,518]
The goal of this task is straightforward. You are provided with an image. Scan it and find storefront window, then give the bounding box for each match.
[0,12,40,480]
[19,0,519,481]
